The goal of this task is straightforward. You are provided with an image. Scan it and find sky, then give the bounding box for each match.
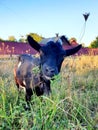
[0,0,98,46]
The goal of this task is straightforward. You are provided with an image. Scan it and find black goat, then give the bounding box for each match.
[14,35,82,107]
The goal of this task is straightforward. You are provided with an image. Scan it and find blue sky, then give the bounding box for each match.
[0,0,98,46]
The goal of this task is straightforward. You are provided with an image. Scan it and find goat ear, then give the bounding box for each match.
[27,35,41,52]
[63,44,82,56]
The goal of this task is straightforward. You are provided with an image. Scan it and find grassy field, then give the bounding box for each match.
[0,55,98,130]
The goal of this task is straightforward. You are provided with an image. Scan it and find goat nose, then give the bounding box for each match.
[46,67,55,75]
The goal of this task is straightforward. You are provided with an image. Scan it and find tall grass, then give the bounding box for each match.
[0,55,98,130]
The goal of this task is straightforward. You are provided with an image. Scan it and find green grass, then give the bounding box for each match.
[0,55,98,130]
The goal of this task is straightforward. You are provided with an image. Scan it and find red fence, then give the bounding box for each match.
[0,41,98,56]
[0,41,37,55]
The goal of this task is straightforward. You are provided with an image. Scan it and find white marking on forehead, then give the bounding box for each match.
[18,61,22,68]
[48,38,54,42]
[57,39,63,45]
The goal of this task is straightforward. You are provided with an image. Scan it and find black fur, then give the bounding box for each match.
[14,35,82,107]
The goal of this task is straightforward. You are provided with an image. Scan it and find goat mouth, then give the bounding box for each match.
[44,75,52,80]
[41,72,55,81]
[43,75,55,81]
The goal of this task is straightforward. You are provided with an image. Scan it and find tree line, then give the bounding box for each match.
[0,33,43,43]
[0,33,98,48]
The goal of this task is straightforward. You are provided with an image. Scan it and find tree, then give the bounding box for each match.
[69,37,78,45]
[89,36,98,48]
[27,33,43,43]
[8,36,16,42]
[0,37,3,41]
[19,36,26,43]
[69,37,77,43]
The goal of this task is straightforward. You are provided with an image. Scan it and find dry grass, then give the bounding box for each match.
[0,55,98,130]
